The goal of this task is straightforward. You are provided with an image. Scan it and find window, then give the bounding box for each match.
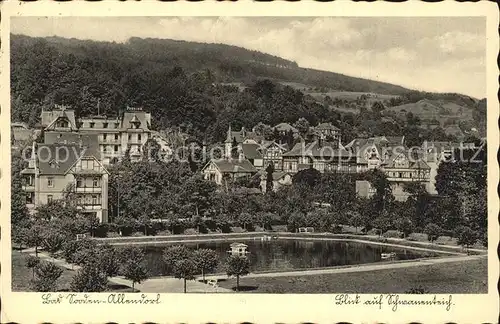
[115,122,120,128]
[76,178,83,188]
[26,193,34,204]
[114,145,119,152]
[89,122,95,128]
[103,122,108,129]
[47,195,53,203]
[92,195,98,205]
[93,177,99,187]
[56,120,68,128]
[25,176,33,186]
[114,134,119,140]
[47,177,54,188]
[138,134,141,141]
[128,134,132,141]
[103,134,107,141]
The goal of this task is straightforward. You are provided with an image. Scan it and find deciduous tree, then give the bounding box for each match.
[225,255,250,291]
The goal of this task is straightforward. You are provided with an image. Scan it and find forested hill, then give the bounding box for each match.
[10,34,484,143]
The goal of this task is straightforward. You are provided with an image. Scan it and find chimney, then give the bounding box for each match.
[238,148,244,162]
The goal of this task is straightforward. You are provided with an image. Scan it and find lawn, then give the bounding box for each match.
[11,250,134,292]
[218,258,488,294]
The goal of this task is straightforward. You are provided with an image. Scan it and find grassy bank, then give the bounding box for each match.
[217,258,488,293]
[11,250,134,292]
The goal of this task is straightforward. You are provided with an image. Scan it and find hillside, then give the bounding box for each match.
[11,34,411,95]
[10,34,485,140]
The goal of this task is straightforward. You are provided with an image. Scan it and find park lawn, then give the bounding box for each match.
[11,250,75,292]
[218,258,488,293]
[11,250,134,292]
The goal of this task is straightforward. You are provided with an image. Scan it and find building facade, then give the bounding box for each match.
[42,105,162,165]
[21,141,110,222]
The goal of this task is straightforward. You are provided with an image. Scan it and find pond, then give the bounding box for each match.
[138,238,441,277]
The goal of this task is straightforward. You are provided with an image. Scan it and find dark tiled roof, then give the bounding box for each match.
[41,109,77,129]
[316,122,340,131]
[241,143,263,159]
[282,141,350,158]
[44,133,100,158]
[37,144,83,175]
[210,159,257,173]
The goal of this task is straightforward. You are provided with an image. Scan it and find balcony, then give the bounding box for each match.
[22,185,35,191]
[100,139,121,144]
[75,187,102,193]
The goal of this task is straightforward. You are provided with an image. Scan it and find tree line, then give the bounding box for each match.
[11,35,484,146]
[23,239,250,293]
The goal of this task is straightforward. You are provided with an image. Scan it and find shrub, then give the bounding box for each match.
[171,223,186,235]
[218,222,232,233]
[156,230,172,236]
[70,263,108,292]
[151,222,166,233]
[183,228,199,235]
[331,225,343,234]
[41,231,66,255]
[94,224,109,238]
[131,232,145,237]
[204,220,218,232]
[456,226,478,253]
[107,231,121,238]
[31,262,64,292]
[25,255,40,279]
[383,230,402,239]
[61,240,80,263]
[424,223,442,243]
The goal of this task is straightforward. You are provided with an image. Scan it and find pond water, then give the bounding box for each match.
[138,239,441,277]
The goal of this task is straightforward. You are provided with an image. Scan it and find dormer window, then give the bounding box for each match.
[89,122,95,128]
[103,122,108,129]
[49,160,59,169]
[129,115,141,129]
[56,120,69,128]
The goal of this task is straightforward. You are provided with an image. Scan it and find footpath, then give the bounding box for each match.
[204,254,486,280]
[22,249,231,293]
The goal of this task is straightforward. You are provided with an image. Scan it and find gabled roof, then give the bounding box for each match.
[274,123,298,133]
[241,143,263,159]
[122,110,151,130]
[316,122,340,131]
[282,141,350,158]
[410,160,431,170]
[36,144,83,175]
[203,158,257,174]
[44,133,100,158]
[44,110,78,131]
[41,109,77,129]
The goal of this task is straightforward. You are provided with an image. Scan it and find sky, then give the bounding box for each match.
[11,16,486,98]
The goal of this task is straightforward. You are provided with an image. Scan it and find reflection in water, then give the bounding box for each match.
[138,239,439,276]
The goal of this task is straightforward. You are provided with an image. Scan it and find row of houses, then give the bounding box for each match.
[201,125,476,201]
[19,105,173,222]
[17,105,478,223]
